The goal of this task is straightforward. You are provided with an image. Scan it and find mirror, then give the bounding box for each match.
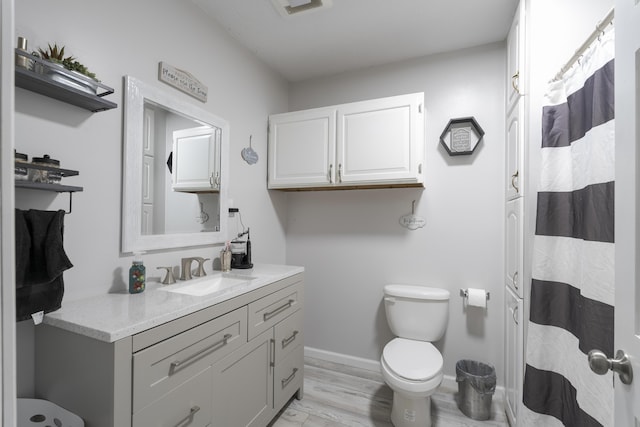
[122,76,229,253]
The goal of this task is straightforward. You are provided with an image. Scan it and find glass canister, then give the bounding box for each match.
[129,252,146,294]
[14,150,29,181]
[29,154,62,183]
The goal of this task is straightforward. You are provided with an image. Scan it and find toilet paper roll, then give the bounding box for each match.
[466,288,487,309]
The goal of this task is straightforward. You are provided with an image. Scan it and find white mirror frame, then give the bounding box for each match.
[122,75,229,253]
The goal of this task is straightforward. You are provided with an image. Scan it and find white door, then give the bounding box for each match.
[506,102,524,200]
[504,286,523,426]
[336,93,423,185]
[612,1,640,425]
[268,107,336,188]
[505,198,524,298]
[172,126,219,192]
[506,0,524,114]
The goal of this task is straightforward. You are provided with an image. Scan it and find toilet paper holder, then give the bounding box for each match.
[459,289,490,300]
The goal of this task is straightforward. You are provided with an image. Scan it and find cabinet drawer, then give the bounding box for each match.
[133,366,212,427]
[274,309,303,364]
[248,282,303,340]
[274,344,304,411]
[133,307,247,412]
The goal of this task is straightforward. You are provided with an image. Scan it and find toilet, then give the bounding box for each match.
[381,284,450,427]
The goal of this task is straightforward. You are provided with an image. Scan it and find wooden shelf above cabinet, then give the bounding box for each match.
[14,50,117,112]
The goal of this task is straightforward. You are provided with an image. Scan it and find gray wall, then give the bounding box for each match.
[287,43,507,381]
[15,0,289,395]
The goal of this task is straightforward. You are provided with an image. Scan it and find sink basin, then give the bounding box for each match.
[158,273,257,297]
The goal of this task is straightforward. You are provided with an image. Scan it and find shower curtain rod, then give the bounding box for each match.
[552,7,614,82]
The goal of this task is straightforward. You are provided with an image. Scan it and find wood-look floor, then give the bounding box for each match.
[269,357,509,427]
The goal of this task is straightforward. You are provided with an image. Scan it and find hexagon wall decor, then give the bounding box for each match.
[439,117,485,156]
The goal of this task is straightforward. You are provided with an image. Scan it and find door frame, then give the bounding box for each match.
[1,0,17,425]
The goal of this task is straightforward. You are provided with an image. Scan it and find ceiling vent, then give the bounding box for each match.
[270,0,333,18]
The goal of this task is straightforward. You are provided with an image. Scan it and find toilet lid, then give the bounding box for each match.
[383,338,443,381]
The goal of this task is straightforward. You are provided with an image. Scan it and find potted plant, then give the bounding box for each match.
[36,43,99,93]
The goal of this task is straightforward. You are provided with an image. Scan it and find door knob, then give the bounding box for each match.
[588,349,633,385]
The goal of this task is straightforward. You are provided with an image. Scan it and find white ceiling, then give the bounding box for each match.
[192,0,519,82]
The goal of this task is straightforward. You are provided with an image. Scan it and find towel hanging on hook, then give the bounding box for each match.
[241,135,259,165]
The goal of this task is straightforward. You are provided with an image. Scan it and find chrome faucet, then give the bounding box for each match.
[180,258,197,281]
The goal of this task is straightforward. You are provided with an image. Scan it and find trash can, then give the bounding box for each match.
[17,398,84,427]
[455,359,496,421]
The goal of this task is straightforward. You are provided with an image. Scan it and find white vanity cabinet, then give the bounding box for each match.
[172,126,221,193]
[34,272,304,427]
[268,93,424,190]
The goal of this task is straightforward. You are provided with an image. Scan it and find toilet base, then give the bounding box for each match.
[390,392,431,427]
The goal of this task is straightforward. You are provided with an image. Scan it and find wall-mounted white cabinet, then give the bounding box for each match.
[172,126,221,193]
[506,198,524,299]
[268,93,425,190]
[505,285,524,427]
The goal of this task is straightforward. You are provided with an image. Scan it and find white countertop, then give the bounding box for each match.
[43,264,304,343]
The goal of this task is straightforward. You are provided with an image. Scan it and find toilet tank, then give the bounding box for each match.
[384,284,450,341]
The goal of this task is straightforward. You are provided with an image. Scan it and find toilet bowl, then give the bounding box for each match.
[381,284,449,427]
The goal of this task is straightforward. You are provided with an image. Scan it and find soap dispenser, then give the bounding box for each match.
[129,252,146,294]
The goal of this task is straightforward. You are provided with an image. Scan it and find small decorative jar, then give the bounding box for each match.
[29,154,62,184]
[129,253,146,294]
[14,150,29,181]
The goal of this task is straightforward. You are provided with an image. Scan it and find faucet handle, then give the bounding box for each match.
[193,257,210,277]
[157,267,176,285]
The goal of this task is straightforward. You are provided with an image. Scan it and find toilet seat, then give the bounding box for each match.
[382,338,443,381]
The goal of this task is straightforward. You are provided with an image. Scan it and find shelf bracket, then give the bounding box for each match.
[61,191,74,214]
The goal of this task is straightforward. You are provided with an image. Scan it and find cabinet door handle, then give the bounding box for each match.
[281,367,299,389]
[511,170,519,192]
[170,333,232,371]
[511,306,519,325]
[174,406,200,426]
[263,299,294,321]
[512,271,518,289]
[512,71,520,94]
[282,330,299,349]
[338,164,342,183]
[328,164,333,184]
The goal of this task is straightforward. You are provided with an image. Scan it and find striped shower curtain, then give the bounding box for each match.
[522,27,615,427]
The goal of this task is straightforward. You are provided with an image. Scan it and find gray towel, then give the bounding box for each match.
[15,209,73,321]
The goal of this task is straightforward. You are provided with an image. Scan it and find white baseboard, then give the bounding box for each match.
[304,346,505,408]
[304,346,381,372]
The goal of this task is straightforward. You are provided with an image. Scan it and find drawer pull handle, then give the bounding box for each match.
[282,330,299,349]
[170,333,232,371]
[174,405,200,426]
[270,338,276,367]
[281,368,299,389]
[263,299,295,321]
